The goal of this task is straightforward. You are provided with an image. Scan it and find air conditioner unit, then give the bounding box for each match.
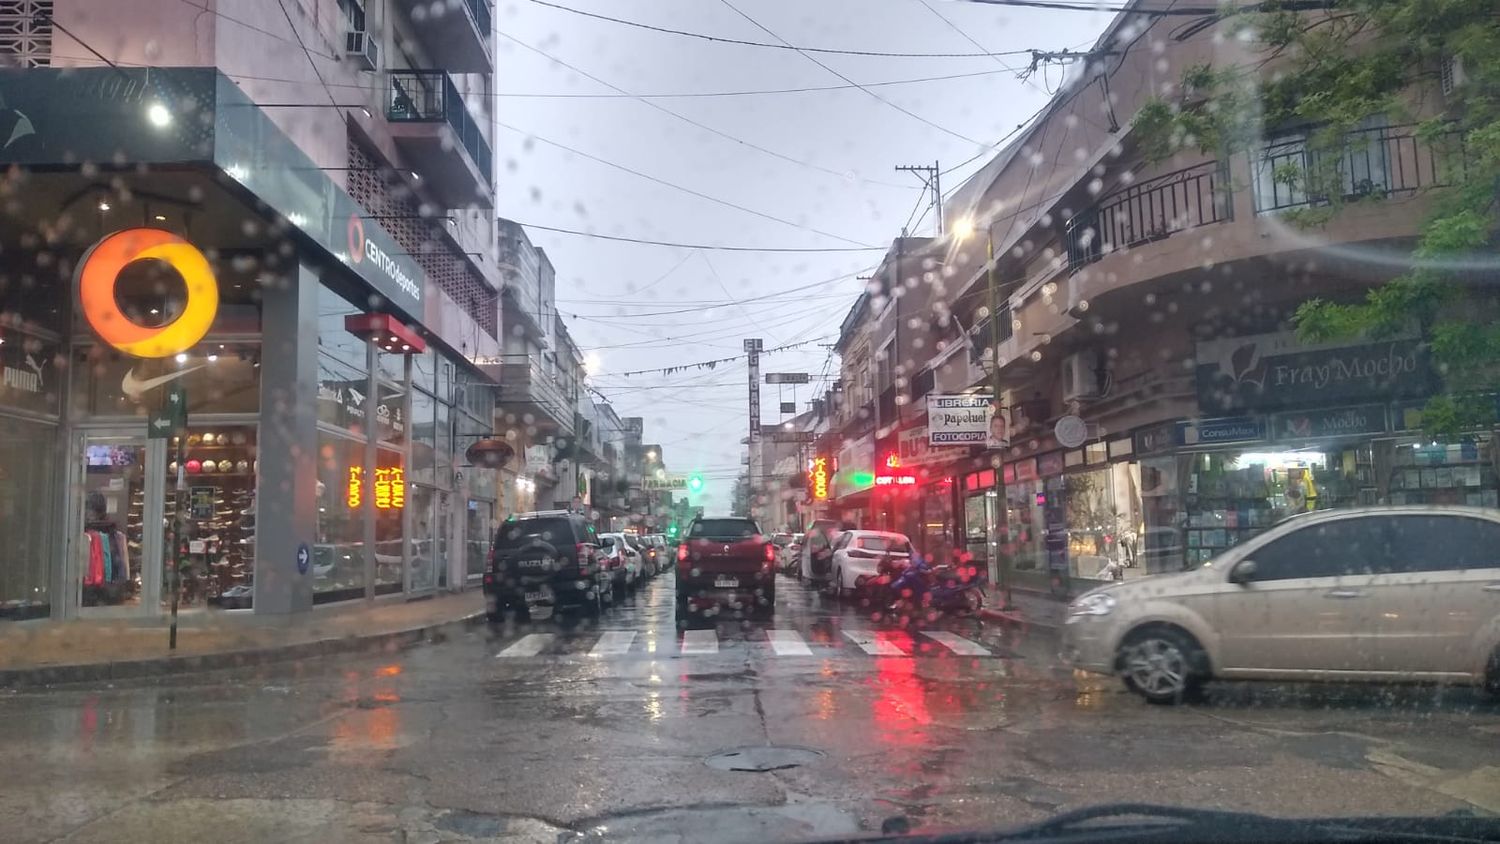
[1440,55,1466,97]
[345,30,379,72]
[1060,351,1102,402]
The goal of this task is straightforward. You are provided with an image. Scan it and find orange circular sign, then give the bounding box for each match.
[77,228,219,358]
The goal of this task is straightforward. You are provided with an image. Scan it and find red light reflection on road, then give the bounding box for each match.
[868,656,931,746]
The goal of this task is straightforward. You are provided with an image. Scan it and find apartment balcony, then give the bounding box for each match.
[387,70,493,209]
[1250,122,1458,214]
[1065,160,1233,274]
[395,0,493,73]
[485,354,576,434]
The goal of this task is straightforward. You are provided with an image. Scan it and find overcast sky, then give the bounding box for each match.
[495,0,1116,512]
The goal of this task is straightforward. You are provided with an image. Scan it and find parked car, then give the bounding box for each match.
[598,532,645,595]
[778,532,804,575]
[829,530,913,598]
[1064,506,1500,704]
[628,532,661,576]
[483,510,609,621]
[649,535,671,574]
[799,519,843,585]
[677,516,776,620]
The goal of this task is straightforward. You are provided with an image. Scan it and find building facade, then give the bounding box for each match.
[0,0,503,621]
[810,0,1483,597]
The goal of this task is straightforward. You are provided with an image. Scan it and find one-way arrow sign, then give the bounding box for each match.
[148,385,188,439]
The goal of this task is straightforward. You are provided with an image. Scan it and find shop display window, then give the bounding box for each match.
[170,426,258,610]
[0,416,55,620]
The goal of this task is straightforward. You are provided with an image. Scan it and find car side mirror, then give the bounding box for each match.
[1228,559,1258,585]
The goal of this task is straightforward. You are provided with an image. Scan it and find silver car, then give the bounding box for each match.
[1064,506,1500,704]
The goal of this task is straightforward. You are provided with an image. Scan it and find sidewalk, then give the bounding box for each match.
[979,586,1067,631]
[0,590,486,686]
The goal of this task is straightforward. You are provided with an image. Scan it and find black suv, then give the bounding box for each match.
[483,510,609,621]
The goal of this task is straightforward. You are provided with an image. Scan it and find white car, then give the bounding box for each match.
[598,532,645,593]
[1064,506,1500,704]
[829,530,913,597]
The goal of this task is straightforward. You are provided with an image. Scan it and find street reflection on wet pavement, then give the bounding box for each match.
[2,574,1498,843]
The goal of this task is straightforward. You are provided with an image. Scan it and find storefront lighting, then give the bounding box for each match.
[207,354,218,362]
[154,214,167,222]
[97,201,110,212]
[146,102,172,128]
[174,353,188,363]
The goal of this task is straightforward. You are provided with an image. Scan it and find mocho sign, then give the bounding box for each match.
[1196,330,1432,413]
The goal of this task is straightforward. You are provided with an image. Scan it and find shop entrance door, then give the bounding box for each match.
[70,432,166,617]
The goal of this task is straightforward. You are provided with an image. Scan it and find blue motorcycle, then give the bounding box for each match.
[883,555,986,624]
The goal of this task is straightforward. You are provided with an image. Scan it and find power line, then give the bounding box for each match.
[716,0,985,147]
[527,0,1045,58]
[495,121,873,247]
[562,266,874,319]
[605,337,826,377]
[498,30,917,191]
[493,68,1020,99]
[506,219,884,253]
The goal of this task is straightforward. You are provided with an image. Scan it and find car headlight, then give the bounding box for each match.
[1068,592,1117,618]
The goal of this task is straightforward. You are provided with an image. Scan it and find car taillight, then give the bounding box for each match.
[763,543,776,568]
[485,547,495,571]
[677,544,689,563]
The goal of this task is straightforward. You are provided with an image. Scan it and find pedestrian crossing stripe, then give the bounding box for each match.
[494,628,999,659]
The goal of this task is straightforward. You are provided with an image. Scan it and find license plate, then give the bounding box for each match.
[524,590,545,603]
[714,576,738,588]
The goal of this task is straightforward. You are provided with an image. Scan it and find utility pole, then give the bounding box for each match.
[895,162,943,234]
[744,338,763,522]
[983,225,1015,612]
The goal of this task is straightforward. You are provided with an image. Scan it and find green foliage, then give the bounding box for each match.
[1132,0,1500,437]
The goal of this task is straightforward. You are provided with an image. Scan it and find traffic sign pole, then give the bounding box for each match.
[160,385,188,649]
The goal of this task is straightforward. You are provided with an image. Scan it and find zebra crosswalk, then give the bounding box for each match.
[494,626,1002,661]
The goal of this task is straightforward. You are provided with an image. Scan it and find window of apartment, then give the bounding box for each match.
[875,340,894,394]
[1253,116,1392,213]
[338,0,367,32]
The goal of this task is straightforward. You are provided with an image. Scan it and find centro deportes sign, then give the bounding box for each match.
[347,215,421,304]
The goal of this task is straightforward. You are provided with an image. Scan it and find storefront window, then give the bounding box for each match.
[1061,462,1143,582]
[171,426,258,610]
[1139,455,1184,573]
[72,343,260,418]
[467,498,494,579]
[0,416,55,620]
[315,432,365,600]
[317,283,371,372]
[1002,479,1046,575]
[374,446,404,591]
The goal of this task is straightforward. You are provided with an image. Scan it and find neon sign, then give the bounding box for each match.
[810,456,830,500]
[875,452,917,487]
[347,466,406,509]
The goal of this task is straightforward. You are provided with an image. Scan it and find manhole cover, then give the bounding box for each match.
[704,746,824,772]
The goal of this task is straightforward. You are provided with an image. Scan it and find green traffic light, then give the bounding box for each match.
[687,473,704,492]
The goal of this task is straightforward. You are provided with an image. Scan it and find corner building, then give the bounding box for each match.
[0,0,503,621]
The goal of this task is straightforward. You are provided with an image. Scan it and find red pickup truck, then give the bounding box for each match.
[676,517,776,621]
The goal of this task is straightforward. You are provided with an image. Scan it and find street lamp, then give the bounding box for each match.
[954,216,1014,612]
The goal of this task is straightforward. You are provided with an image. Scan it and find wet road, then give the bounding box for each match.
[4,573,1499,843]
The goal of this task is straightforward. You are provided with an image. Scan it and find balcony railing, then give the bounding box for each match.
[1252,123,1460,214]
[387,70,493,179]
[1066,160,1231,273]
[495,353,572,426]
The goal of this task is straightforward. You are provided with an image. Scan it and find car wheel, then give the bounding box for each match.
[1119,626,1206,705]
[581,588,603,618]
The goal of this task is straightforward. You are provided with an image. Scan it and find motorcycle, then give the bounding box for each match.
[852,555,909,610]
[882,556,986,624]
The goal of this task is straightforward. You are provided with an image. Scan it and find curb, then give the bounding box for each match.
[978,606,1063,631]
[0,611,487,688]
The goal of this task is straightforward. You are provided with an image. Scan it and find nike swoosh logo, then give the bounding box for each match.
[121,364,208,401]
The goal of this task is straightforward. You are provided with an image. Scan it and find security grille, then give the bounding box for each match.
[0,1,53,68]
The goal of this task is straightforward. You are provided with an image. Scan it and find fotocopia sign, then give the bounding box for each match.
[927,394,995,446]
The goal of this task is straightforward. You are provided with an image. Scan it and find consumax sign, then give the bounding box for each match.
[347,465,406,510]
